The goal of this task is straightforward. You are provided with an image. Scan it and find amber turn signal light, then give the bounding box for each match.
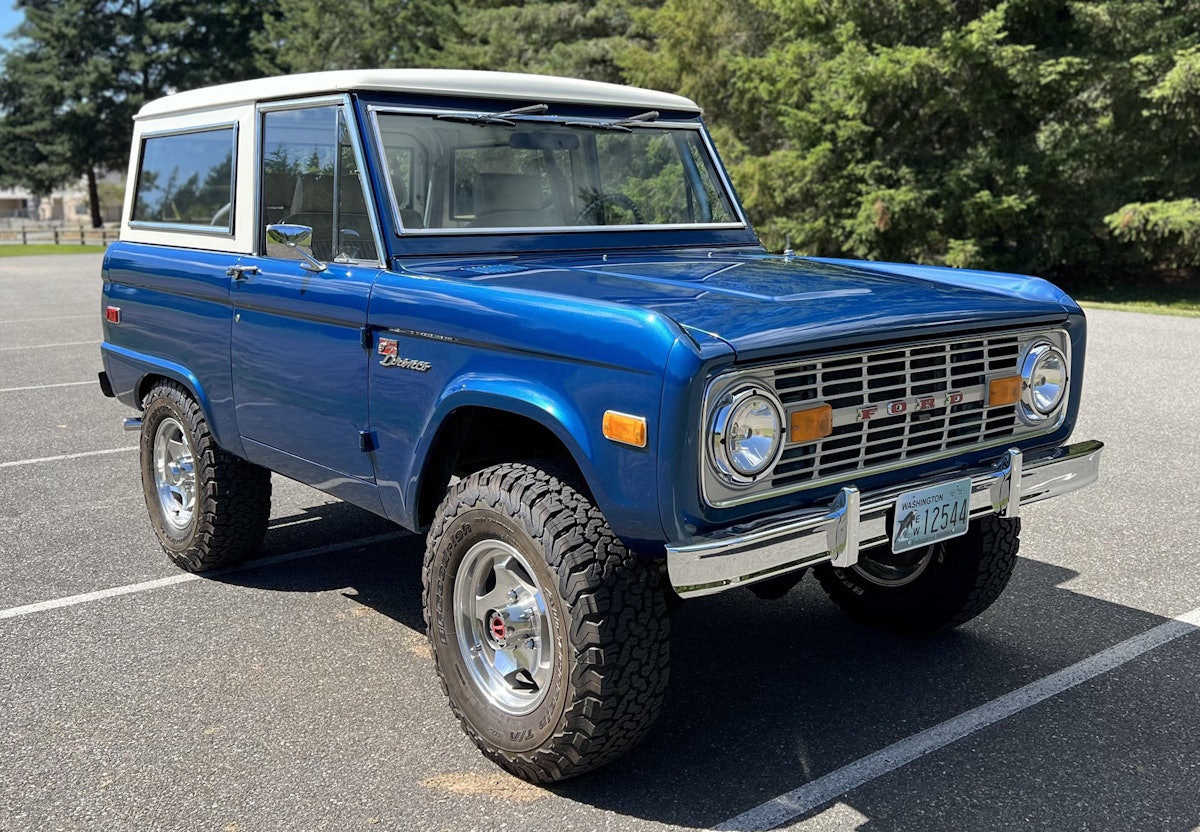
[789,404,833,444]
[603,411,647,448]
[988,375,1024,407]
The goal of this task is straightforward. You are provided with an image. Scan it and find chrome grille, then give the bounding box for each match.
[701,328,1070,508]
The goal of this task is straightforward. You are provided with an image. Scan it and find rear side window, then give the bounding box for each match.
[132,126,237,232]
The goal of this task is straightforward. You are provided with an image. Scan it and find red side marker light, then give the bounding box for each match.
[105,306,121,324]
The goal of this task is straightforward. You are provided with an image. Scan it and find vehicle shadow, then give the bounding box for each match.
[207,502,1198,831]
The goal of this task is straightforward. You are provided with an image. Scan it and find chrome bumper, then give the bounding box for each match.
[667,440,1104,599]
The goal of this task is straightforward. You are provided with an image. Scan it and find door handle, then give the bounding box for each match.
[226,265,260,280]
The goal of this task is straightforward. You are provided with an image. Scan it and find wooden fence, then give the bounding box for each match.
[0,227,116,246]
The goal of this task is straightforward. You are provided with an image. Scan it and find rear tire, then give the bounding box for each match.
[139,380,272,572]
[423,462,669,782]
[814,515,1020,634]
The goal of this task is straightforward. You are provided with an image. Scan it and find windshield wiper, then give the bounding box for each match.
[564,110,660,132]
[435,103,549,126]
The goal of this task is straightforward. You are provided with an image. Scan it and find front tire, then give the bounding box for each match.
[814,514,1020,634]
[139,381,272,572]
[423,462,669,782]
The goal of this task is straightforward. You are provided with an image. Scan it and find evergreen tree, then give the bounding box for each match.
[0,0,271,226]
[256,0,458,73]
[624,0,1200,286]
[441,0,660,84]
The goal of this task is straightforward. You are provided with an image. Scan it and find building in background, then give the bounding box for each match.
[0,172,123,224]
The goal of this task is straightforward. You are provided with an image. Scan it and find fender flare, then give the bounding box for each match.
[101,342,239,453]
[407,376,599,522]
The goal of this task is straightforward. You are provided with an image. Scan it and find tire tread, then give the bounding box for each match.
[141,380,271,572]
[422,462,668,783]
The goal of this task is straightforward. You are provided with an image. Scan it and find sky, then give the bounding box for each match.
[1,3,20,49]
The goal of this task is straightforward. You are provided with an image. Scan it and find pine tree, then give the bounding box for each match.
[0,0,271,226]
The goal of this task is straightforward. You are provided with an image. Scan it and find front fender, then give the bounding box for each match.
[397,375,666,550]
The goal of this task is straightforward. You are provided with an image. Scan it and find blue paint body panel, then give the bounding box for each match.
[230,256,381,481]
[365,265,676,543]
[102,88,1093,556]
[100,243,244,456]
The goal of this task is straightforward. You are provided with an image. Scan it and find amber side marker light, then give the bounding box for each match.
[603,411,647,448]
[790,404,833,444]
[989,375,1024,407]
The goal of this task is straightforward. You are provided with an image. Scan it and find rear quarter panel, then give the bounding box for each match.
[101,241,242,455]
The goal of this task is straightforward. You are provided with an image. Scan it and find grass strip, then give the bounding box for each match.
[0,244,108,257]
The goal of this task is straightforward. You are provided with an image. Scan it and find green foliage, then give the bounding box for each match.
[0,0,270,224]
[2,0,1196,283]
[624,0,1200,288]
[438,0,659,83]
[256,0,456,73]
[1105,199,1200,269]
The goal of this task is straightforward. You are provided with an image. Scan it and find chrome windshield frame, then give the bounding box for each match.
[366,104,750,236]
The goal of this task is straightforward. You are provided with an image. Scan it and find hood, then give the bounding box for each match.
[408,250,1076,359]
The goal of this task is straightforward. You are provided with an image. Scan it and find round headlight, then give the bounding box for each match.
[1020,342,1067,420]
[711,387,784,483]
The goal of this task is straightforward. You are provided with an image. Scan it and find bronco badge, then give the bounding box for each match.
[377,338,432,372]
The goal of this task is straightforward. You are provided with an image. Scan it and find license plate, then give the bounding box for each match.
[891,478,972,554]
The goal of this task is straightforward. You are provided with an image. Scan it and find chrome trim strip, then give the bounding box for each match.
[367,103,703,129]
[364,105,749,235]
[668,439,1103,598]
[390,222,748,237]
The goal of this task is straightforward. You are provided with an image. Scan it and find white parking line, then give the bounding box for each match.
[0,339,100,352]
[0,447,138,468]
[0,380,94,393]
[0,314,94,324]
[0,531,408,621]
[713,606,1200,831]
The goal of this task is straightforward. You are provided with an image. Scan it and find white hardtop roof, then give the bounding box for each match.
[136,69,701,119]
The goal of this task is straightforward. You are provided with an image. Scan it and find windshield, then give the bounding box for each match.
[373,111,740,233]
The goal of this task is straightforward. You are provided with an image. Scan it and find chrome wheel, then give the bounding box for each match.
[852,544,936,587]
[152,416,196,531]
[453,539,553,715]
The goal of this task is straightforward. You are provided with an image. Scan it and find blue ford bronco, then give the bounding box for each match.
[99,69,1103,782]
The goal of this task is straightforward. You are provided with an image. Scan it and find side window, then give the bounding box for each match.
[260,106,378,263]
[132,127,236,232]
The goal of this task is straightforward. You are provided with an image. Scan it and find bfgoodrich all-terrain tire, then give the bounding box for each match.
[139,380,272,572]
[814,514,1021,635]
[423,462,669,783]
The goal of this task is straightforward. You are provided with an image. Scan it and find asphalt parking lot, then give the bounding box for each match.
[2,253,1197,832]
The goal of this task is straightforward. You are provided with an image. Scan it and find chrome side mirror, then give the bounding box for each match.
[266,223,327,272]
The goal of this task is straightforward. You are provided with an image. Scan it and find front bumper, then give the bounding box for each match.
[667,440,1103,599]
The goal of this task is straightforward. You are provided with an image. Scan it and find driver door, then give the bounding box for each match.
[230,102,382,484]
